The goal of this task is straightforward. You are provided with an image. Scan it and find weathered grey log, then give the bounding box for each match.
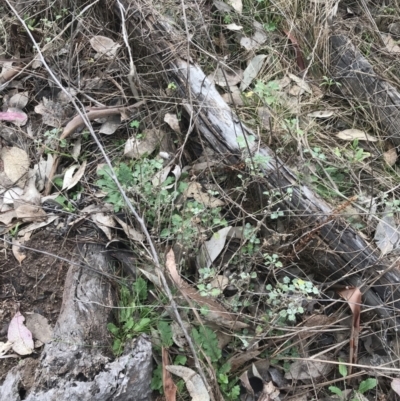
[330,34,400,145]
[119,0,400,324]
[0,244,153,401]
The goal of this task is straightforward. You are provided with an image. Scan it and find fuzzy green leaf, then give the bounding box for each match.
[329,386,343,396]
[158,321,173,347]
[358,378,377,394]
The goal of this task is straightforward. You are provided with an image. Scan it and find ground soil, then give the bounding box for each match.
[0,230,74,382]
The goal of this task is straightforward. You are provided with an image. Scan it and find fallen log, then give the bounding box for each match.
[118,0,400,325]
[330,34,400,145]
[0,244,153,401]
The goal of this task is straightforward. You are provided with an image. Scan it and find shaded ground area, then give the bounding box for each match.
[0,231,73,381]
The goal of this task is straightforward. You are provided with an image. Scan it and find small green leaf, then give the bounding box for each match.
[133,277,148,301]
[124,318,134,331]
[158,321,173,347]
[329,386,343,396]
[107,323,120,336]
[174,355,187,365]
[134,317,151,333]
[130,120,140,128]
[338,359,348,378]
[358,378,377,394]
[200,305,210,316]
[112,338,122,354]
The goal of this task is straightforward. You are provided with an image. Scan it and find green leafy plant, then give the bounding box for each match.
[263,253,283,269]
[223,13,232,24]
[348,139,370,163]
[266,277,319,322]
[197,267,222,297]
[192,326,240,400]
[264,21,277,32]
[160,200,227,248]
[328,359,378,400]
[43,128,67,149]
[129,119,140,129]
[54,195,76,212]
[320,75,342,88]
[107,277,156,355]
[167,82,177,90]
[254,80,280,105]
[9,223,20,238]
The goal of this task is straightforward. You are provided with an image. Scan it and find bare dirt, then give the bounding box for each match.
[0,230,74,382]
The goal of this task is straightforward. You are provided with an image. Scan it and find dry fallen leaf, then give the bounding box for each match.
[15,204,47,222]
[392,378,400,396]
[25,313,53,344]
[228,350,263,372]
[210,67,243,87]
[307,110,334,118]
[90,35,121,58]
[383,34,400,54]
[197,226,232,269]
[285,355,333,380]
[225,23,242,31]
[239,371,254,397]
[213,0,233,13]
[91,212,115,241]
[62,160,87,191]
[336,129,377,142]
[337,287,362,373]
[384,147,397,166]
[99,115,121,135]
[166,365,210,401]
[3,187,24,205]
[0,108,28,126]
[34,98,66,128]
[1,146,30,188]
[9,91,29,109]
[162,348,177,401]
[164,113,182,134]
[124,129,160,159]
[114,215,144,242]
[7,312,34,356]
[228,0,242,13]
[0,341,13,357]
[17,216,58,236]
[241,55,267,91]
[184,182,224,208]
[12,238,26,264]
[221,86,244,106]
[288,73,312,94]
[374,204,400,255]
[0,210,17,225]
[240,21,267,51]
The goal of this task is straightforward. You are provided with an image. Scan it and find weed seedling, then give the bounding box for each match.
[328,360,377,400]
[108,277,158,355]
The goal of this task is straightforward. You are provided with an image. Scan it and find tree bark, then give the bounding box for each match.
[330,34,400,145]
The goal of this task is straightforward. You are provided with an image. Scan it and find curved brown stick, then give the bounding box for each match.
[60,100,146,140]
